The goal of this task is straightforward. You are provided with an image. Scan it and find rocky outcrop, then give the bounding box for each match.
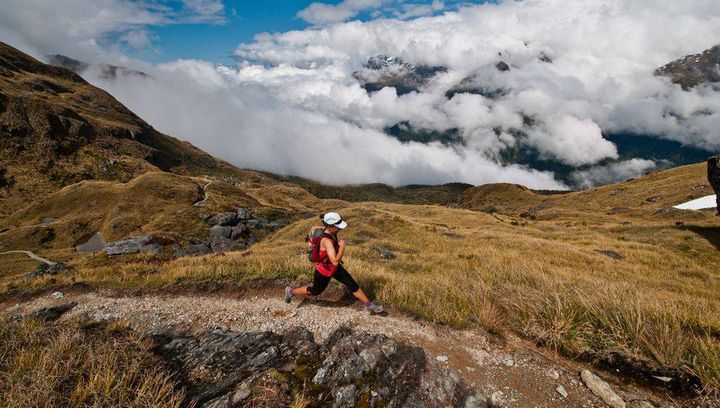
[155,325,485,408]
[26,262,68,279]
[708,155,720,215]
[98,208,291,258]
[174,208,290,257]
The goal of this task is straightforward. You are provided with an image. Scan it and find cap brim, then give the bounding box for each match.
[336,221,348,229]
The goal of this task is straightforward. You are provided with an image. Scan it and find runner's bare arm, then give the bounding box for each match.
[322,238,346,265]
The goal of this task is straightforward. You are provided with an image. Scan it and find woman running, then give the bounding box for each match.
[284,212,384,314]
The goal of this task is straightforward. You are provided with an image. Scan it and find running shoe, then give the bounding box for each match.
[284,286,294,303]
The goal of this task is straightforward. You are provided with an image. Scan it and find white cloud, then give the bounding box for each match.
[2,0,720,189]
[120,29,154,49]
[235,0,720,167]
[0,0,226,61]
[180,0,226,23]
[86,59,565,188]
[528,115,618,166]
[298,0,388,25]
[570,159,658,189]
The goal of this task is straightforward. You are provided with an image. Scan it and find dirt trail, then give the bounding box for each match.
[2,286,682,408]
[193,180,212,207]
[0,250,56,265]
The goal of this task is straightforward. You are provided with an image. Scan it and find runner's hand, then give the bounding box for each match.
[339,239,347,248]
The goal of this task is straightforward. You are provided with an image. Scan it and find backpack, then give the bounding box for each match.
[307,226,332,263]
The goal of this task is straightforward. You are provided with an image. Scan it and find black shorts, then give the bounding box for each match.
[306,265,360,295]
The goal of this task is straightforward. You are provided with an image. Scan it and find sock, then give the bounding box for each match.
[289,288,295,296]
[363,301,372,307]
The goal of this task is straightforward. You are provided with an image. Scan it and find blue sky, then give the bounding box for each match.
[141,1,314,63]
[129,0,480,63]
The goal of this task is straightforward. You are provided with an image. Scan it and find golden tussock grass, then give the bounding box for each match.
[53,200,720,389]
[3,161,719,391]
[0,318,184,407]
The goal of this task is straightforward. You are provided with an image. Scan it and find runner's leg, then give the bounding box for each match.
[333,266,370,303]
[293,270,330,296]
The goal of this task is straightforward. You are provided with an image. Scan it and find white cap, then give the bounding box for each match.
[323,212,347,229]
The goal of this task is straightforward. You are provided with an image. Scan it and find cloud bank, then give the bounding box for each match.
[3,0,720,189]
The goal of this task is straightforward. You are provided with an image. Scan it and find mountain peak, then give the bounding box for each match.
[655,44,720,90]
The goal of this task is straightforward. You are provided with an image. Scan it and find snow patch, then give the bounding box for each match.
[673,194,717,210]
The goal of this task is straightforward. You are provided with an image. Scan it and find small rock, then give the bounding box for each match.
[503,356,514,367]
[436,355,449,363]
[50,291,64,299]
[556,385,568,398]
[547,368,560,380]
[496,61,510,72]
[581,370,626,408]
[595,249,624,260]
[41,216,56,224]
[652,376,672,383]
[334,384,358,408]
[376,245,396,259]
[320,327,331,342]
[490,391,505,407]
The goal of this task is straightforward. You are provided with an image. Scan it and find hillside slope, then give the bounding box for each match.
[459,162,712,216]
[0,41,283,218]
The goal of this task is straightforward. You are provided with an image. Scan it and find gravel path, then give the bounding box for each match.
[2,290,675,408]
[193,180,212,207]
[0,250,56,265]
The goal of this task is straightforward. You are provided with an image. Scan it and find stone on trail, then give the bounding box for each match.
[50,291,64,299]
[436,355,449,363]
[556,385,568,398]
[581,370,626,408]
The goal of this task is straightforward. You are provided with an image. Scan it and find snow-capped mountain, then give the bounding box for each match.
[655,45,720,90]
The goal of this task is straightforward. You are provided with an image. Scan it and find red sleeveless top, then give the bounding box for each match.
[316,233,339,277]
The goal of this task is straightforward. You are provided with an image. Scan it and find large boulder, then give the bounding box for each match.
[105,236,162,256]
